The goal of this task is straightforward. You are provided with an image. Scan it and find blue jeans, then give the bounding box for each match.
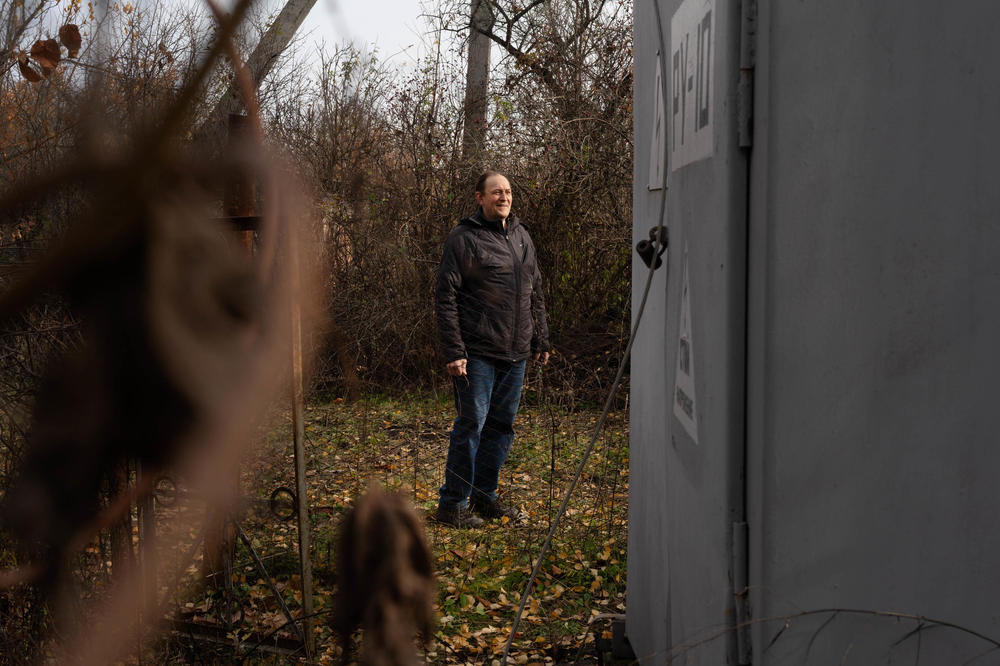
[439,356,526,510]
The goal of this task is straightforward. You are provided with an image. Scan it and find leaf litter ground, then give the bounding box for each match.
[159,392,630,665]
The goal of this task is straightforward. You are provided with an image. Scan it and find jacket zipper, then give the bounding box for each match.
[504,225,522,360]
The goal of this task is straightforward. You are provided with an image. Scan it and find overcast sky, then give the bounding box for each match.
[106,0,431,66]
[299,0,430,65]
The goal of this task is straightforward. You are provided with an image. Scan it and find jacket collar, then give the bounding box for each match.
[464,207,519,234]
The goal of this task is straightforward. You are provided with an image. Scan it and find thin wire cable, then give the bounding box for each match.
[499,234,668,664]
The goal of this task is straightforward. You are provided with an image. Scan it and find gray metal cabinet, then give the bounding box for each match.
[629,1,1000,663]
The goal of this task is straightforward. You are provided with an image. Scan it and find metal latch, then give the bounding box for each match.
[636,225,668,269]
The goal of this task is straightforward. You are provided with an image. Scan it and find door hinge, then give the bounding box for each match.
[732,520,752,664]
[737,0,757,149]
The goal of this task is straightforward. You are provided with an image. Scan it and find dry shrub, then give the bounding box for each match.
[267,1,634,402]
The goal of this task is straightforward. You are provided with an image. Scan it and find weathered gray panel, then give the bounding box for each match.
[629,0,747,663]
[633,0,1000,663]
[746,1,1000,663]
[627,0,673,658]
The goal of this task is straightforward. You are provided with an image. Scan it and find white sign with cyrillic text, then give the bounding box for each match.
[670,0,714,170]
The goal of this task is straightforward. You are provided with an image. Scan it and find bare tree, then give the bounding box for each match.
[1,0,51,66]
[194,0,319,147]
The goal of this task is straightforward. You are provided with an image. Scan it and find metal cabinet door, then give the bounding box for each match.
[744,2,1000,663]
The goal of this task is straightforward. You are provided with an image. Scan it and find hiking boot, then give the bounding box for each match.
[434,505,484,528]
[471,497,520,522]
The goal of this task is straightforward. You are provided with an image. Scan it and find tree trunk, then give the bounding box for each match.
[194,0,320,147]
[461,0,495,161]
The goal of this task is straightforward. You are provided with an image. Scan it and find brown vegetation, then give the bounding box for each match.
[267,0,634,400]
[0,0,632,661]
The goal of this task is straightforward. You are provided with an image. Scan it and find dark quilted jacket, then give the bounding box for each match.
[435,208,551,364]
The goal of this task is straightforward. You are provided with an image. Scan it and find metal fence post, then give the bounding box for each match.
[288,204,316,658]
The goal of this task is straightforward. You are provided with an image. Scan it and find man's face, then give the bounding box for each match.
[476,175,513,222]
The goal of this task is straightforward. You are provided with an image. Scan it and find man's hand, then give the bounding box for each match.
[446,358,468,377]
[533,351,550,365]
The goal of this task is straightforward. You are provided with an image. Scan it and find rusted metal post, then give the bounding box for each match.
[203,114,255,584]
[137,460,157,649]
[225,114,256,254]
[288,210,316,658]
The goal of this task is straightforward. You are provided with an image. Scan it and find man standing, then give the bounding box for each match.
[434,171,551,528]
